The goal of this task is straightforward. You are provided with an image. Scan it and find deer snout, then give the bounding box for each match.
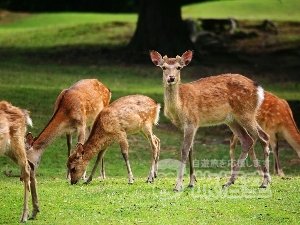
[166,76,175,83]
[71,179,78,185]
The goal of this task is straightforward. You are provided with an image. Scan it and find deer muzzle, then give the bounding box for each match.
[71,179,78,185]
[166,76,175,83]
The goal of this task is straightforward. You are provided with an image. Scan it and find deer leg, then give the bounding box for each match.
[20,163,30,223]
[256,125,271,187]
[230,134,263,176]
[118,133,134,184]
[153,135,161,178]
[273,140,281,176]
[270,134,284,177]
[174,126,197,191]
[188,146,197,187]
[100,157,106,179]
[224,122,254,187]
[28,161,39,220]
[85,150,106,184]
[229,134,238,176]
[77,126,87,180]
[248,145,264,176]
[7,143,31,222]
[144,129,160,183]
[66,133,72,180]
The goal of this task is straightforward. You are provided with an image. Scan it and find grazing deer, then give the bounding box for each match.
[0,101,39,222]
[25,79,111,179]
[230,91,300,177]
[150,50,270,191]
[67,95,161,185]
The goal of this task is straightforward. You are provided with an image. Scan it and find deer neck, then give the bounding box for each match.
[82,129,113,162]
[164,81,186,129]
[30,116,67,163]
[164,82,182,113]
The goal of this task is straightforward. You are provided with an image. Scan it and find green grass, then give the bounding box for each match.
[1,176,300,224]
[263,83,300,101]
[182,0,300,21]
[0,5,300,225]
[0,62,300,224]
[0,22,135,53]
[0,12,137,30]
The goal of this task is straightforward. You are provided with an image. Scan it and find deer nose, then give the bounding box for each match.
[167,76,175,83]
[71,179,78,185]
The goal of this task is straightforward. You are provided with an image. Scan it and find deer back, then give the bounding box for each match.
[167,74,263,128]
[26,79,111,162]
[90,94,160,138]
[257,91,300,149]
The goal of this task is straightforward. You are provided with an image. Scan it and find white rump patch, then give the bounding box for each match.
[154,104,161,125]
[256,86,264,109]
[26,116,33,127]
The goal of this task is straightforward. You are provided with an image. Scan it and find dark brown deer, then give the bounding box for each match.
[67,95,161,185]
[26,79,111,179]
[0,101,39,222]
[150,50,270,191]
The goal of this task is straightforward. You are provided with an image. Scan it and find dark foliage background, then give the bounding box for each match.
[0,0,209,12]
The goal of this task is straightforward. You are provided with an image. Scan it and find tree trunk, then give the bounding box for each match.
[127,0,195,57]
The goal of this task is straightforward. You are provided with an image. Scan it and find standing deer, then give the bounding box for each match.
[67,95,161,185]
[230,91,300,177]
[150,50,270,191]
[25,79,111,179]
[0,101,39,222]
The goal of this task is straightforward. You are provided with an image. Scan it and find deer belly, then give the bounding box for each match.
[199,111,233,127]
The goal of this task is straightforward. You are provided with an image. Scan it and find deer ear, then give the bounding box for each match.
[75,143,84,158]
[181,50,193,66]
[76,152,82,159]
[25,132,34,147]
[149,50,163,66]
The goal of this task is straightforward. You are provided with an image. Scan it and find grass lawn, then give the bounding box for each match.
[0,62,299,224]
[0,2,300,224]
[182,0,300,21]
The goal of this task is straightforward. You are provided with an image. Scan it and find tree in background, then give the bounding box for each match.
[127,0,195,56]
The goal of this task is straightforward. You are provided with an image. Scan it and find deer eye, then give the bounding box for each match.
[176,66,182,70]
[162,66,166,70]
[71,167,76,173]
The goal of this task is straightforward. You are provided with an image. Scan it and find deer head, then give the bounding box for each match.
[149,50,193,86]
[66,143,88,184]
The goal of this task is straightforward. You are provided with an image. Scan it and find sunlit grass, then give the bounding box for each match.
[0,22,135,49]
[182,0,300,21]
[0,12,137,30]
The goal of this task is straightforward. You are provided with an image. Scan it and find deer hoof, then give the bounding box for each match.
[222,183,229,188]
[146,177,154,183]
[173,183,182,191]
